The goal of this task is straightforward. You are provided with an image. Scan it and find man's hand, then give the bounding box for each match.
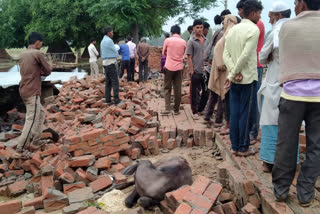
[234,73,243,82]
[218,65,227,72]
[224,79,231,89]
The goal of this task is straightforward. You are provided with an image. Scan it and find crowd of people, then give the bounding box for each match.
[12,0,320,208]
[162,0,320,207]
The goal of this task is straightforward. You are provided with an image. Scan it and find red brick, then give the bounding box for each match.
[41,175,54,196]
[131,148,141,160]
[0,200,22,214]
[41,146,61,157]
[68,142,88,152]
[113,136,130,145]
[59,172,75,184]
[299,133,306,145]
[80,129,107,142]
[110,163,125,172]
[101,146,120,156]
[191,209,207,214]
[242,203,261,214]
[63,182,86,194]
[99,134,116,143]
[212,205,224,214]
[109,152,120,162]
[168,138,176,150]
[7,179,28,197]
[128,126,140,135]
[168,186,191,208]
[119,156,131,167]
[31,153,43,168]
[12,124,24,131]
[203,183,223,204]
[113,172,127,183]
[41,132,52,139]
[94,156,112,169]
[74,149,84,156]
[65,136,81,144]
[4,169,24,177]
[191,175,211,195]
[221,202,237,214]
[131,115,147,126]
[175,203,192,214]
[243,181,256,196]
[89,176,113,192]
[0,163,8,172]
[75,168,90,184]
[183,191,213,212]
[110,131,126,138]
[30,164,39,176]
[0,186,7,197]
[69,155,95,167]
[77,207,98,214]
[17,206,35,214]
[43,196,68,212]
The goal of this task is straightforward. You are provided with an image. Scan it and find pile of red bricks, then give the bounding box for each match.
[160,175,244,214]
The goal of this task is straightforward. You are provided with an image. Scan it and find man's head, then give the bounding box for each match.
[220,9,232,19]
[140,38,147,43]
[295,0,320,15]
[90,38,96,45]
[203,22,210,37]
[127,36,132,42]
[187,25,193,34]
[28,32,43,50]
[237,0,247,18]
[164,32,170,38]
[193,19,204,36]
[269,1,291,24]
[214,15,222,25]
[243,0,263,24]
[103,26,113,38]
[170,25,181,35]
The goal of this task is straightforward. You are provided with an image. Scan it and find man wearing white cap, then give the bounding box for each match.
[272,0,320,207]
[258,1,291,173]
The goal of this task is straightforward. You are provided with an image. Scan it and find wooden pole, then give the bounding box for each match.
[225,0,228,9]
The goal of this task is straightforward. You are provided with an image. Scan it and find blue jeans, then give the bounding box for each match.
[229,81,257,152]
[249,67,263,140]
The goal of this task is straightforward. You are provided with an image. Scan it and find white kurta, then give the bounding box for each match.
[258,18,289,126]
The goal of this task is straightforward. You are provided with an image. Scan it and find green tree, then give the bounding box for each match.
[0,0,32,48]
[25,0,97,49]
[87,0,217,43]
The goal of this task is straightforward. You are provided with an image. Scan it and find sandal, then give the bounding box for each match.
[250,140,257,145]
[220,128,229,135]
[237,148,257,157]
[231,150,238,155]
[299,192,316,207]
[262,162,273,173]
[161,110,170,115]
[214,123,223,128]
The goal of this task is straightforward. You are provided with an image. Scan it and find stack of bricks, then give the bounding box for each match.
[160,175,229,214]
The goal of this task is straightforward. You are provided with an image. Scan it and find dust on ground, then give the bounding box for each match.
[99,146,223,214]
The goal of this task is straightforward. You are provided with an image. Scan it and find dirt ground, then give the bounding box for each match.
[99,145,223,214]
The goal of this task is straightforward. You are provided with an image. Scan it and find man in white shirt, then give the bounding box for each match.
[88,38,99,79]
[127,36,137,82]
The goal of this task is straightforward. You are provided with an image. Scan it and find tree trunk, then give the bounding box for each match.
[81,46,90,59]
[132,23,139,44]
[0,49,12,61]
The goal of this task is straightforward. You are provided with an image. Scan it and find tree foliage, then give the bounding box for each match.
[0,0,217,49]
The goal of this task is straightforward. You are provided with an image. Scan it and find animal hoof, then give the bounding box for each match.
[125,198,135,208]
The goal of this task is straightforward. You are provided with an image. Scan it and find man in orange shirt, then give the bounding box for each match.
[162,25,187,115]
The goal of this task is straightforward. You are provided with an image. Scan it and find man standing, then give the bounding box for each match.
[272,0,320,207]
[186,19,209,120]
[162,25,187,115]
[137,38,150,83]
[13,32,52,158]
[127,36,136,82]
[223,0,263,156]
[258,1,291,173]
[88,38,99,79]
[100,26,121,105]
[203,22,211,38]
[118,41,130,80]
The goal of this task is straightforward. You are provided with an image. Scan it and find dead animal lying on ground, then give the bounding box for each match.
[122,156,192,209]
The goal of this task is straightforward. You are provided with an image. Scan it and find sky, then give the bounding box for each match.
[163,0,296,34]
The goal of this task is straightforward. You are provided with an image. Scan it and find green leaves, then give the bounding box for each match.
[0,0,217,49]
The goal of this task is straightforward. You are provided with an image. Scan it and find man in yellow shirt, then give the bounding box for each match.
[223,0,263,157]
